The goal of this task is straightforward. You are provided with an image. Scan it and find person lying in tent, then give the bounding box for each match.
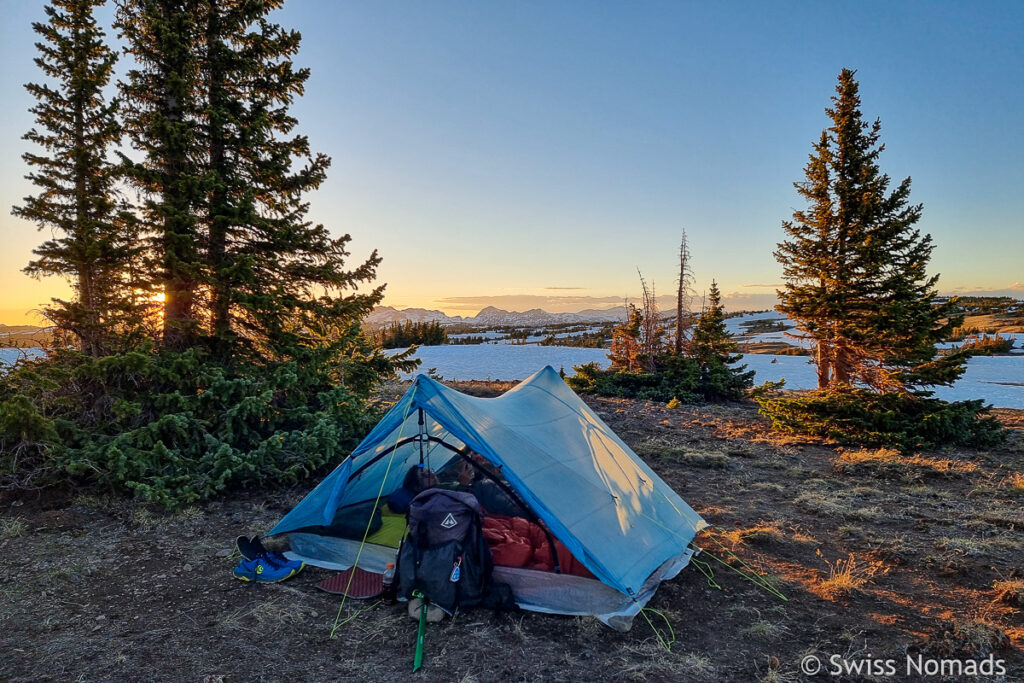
[388,451,525,517]
[387,464,439,513]
[450,451,526,518]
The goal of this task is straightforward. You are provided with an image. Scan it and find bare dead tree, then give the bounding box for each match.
[637,269,663,370]
[674,229,694,355]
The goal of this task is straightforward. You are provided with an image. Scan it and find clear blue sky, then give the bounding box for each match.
[2,0,1022,321]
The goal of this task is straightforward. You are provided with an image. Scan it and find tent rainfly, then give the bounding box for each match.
[270,366,708,630]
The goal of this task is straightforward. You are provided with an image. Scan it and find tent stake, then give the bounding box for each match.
[413,590,427,671]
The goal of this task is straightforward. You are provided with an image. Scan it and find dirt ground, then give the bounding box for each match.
[2,384,1022,682]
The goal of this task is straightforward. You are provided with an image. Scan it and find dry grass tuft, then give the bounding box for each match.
[634,442,733,469]
[741,619,789,642]
[573,615,602,634]
[816,551,882,600]
[834,448,979,477]
[130,507,157,530]
[74,493,121,511]
[719,523,786,548]
[758,655,798,683]
[177,506,204,523]
[919,620,1011,658]
[936,534,1020,559]
[0,516,27,540]
[219,598,309,633]
[793,491,843,517]
[836,448,902,467]
[992,579,1024,606]
[677,652,717,680]
[129,504,203,530]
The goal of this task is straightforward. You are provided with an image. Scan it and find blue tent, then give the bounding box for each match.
[272,366,708,629]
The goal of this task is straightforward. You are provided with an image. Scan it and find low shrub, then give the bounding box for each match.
[0,345,398,506]
[955,334,1015,356]
[755,388,1004,451]
[568,354,753,404]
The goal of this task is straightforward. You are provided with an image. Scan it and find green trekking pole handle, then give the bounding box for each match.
[413,590,427,672]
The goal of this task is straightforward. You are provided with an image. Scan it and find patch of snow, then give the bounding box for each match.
[932,356,1024,407]
[744,331,814,347]
[724,311,788,335]
[389,345,610,381]
[738,354,1024,408]
[0,347,45,371]
[738,354,818,388]
[389,345,1024,408]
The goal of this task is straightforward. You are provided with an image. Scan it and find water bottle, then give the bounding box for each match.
[381,562,397,605]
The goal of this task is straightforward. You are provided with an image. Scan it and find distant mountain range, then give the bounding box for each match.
[364,305,629,328]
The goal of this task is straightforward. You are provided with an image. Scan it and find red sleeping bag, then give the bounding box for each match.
[482,514,594,578]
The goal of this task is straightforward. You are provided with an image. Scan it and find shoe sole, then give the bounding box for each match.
[255,569,298,583]
[252,566,306,584]
[234,572,294,583]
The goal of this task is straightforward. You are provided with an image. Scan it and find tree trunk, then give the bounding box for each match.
[73,21,98,356]
[159,1,197,350]
[675,287,683,354]
[206,0,230,352]
[674,232,690,355]
[816,341,831,389]
[833,343,852,386]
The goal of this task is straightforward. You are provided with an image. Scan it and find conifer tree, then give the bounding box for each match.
[690,282,732,364]
[116,0,205,350]
[13,0,140,355]
[775,69,964,392]
[690,281,753,399]
[117,0,389,362]
[378,321,446,348]
[609,304,643,371]
[196,0,386,363]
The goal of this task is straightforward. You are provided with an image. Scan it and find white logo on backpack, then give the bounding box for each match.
[440,513,458,529]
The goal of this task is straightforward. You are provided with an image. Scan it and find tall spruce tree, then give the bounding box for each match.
[118,0,388,362]
[690,282,732,365]
[13,0,140,355]
[775,69,964,392]
[197,0,386,362]
[116,0,205,350]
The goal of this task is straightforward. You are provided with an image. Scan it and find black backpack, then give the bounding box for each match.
[397,489,494,613]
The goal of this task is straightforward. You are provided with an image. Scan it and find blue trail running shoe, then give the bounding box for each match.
[232,552,305,583]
